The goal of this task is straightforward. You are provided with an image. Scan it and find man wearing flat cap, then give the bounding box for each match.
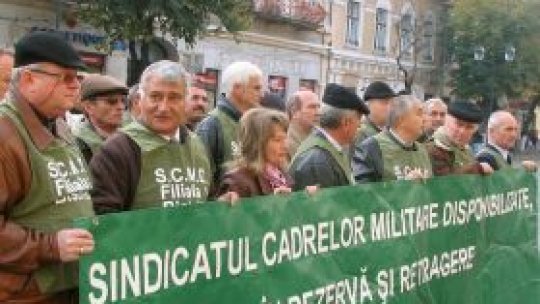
[355,81,396,143]
[0,31,94,303]
[75,73,128,163]
[289,83,369,190]
[427,101,494,176]
[352,94,433,183]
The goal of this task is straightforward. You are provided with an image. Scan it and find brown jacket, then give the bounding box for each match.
[0,94,77,303]
[218,166,293,198]
[426,143,484,176]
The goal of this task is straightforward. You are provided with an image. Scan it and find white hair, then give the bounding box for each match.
[319,104,357,130]
[221,61,263,97]
[488,111,515,130]
[139,60,190,94]
[425,97,447,112]
[387,95,421,128]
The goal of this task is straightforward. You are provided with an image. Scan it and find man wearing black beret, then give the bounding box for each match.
[289,83,369,189]
[0,31,94,303]
[356,81,396,143]
[427,101,494,176]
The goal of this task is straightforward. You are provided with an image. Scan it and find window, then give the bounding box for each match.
[374,8,388,53]
[423,14,435,61]
[400,13,413,57]
[346,1,360,46]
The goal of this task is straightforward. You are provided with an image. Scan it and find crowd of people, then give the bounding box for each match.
[0,32,537,303]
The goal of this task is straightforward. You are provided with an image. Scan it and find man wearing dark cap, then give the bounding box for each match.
[75,73,127,163]
[356,81,397,143]
[0,31,94,303]
[427,101,494,176]
[289,83,369,189]
[352,95,432,183]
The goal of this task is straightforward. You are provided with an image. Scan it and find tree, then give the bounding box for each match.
[447,0,540,122]
[392,0,436,95]
[76,0,253,84]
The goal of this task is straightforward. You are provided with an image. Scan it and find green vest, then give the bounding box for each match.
[208,107,240,163]
[0,101,94,294]
[292,132,355,185]
[121,121,211,209]
[433,128,476,168]
[357,119,381,143]
[74,121,105,156]
[477,144,510,170]
[374,131,433,181]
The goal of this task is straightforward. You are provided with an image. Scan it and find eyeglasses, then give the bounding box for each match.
[29,69,84,84]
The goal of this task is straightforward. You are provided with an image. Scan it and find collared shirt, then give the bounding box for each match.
[389,128,415,149]
[488,141,510,162]
[160,128,181,143]
[316,127,343,153]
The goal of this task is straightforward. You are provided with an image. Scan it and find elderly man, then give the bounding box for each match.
[0,48,14,98]
[75,73,127,162]
[286,90,321,157]
[423,97,447,139]
[0,32,94,303]
[289,83,369,190]
[185,83,209,130]
[427,101,493,176]
[196,61,263,190]
[356,81,396,142]
[476,111,537,171]
[90,60,212,213]
[352,95,432,183]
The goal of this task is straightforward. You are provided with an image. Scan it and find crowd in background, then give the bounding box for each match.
[0,32,537,303]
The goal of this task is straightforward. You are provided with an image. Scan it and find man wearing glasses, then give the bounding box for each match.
[75,73,127,163]
[0,32,94,303]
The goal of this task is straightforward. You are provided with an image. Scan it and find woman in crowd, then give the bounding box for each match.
[217,108,298,198]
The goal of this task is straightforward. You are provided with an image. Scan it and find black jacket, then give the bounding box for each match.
[195,98,241,191]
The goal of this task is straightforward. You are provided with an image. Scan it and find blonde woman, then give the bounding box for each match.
[217,108,300,198]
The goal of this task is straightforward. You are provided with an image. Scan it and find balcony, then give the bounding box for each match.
[253,0,326,30]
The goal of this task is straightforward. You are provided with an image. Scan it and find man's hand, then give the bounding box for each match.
[57,228,94,262]
[273,186,292,195]
[521,160,537,172]
[405,168,427,181]
[217,191,240,206]
[479,162,494,175]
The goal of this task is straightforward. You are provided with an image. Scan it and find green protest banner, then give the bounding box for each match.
[77,169,539,303]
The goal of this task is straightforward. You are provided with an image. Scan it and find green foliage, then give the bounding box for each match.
[76,0,253,45]
[447,0,540,100]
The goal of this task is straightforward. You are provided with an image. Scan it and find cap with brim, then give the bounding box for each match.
[448,101,483,123]
[81,74,127,100]
[323,83,370,114]
[15,31,87,70]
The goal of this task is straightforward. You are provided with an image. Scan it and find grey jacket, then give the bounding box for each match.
[289,131,350,190]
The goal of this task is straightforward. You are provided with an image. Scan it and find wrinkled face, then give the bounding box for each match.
[0,54,14,98]
[398,101,425,140]
[264,124,289,168]
[490,116,519,150]
[22,62,82,118]
[185,86,209,123]
[428,103,447,130]
[294,92,321,129]
[445,115,479,147]
[233,75,263,110]
[343,112,362,145]
[368,98,393,127]
[139,76,186,137]
[84,93,126,131]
